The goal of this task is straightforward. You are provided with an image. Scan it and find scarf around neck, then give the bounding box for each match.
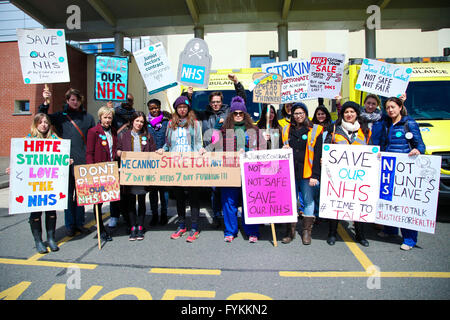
[148,113,164,130]
[341,120,360,134]
[361,108,382,123]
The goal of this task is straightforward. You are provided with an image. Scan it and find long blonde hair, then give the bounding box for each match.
[29,113,58,139]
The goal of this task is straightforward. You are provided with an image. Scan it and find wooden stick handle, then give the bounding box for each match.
[271,223,278,247]
[95,204,101,250]
[44,84,50,105]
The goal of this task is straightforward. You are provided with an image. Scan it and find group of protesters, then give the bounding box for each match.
[12,73,425,254]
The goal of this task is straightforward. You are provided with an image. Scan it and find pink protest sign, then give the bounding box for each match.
[240,149,297,224]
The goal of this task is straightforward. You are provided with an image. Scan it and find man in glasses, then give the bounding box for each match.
[183,74,246,229]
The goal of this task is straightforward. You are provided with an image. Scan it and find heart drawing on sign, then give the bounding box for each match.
[59,192,66,199]
[16,196,24,203]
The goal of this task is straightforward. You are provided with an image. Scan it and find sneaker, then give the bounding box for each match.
[224,235,234,243]
[136,226,144,241]
[129,227,137,241]
[249,236,258,243]
[400,243,413,251]
[186,229,200,243]
[108,217,118,228]
[170,227,187,239]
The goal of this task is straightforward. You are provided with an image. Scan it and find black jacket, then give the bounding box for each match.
[38,103,96,165]
[288,125,322,181]
[192,81,246,146]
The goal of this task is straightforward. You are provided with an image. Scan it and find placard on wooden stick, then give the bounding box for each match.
[251,72,283,104]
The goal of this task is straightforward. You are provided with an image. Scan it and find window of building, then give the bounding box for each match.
[14,100,31,114]
[250,55,276,68]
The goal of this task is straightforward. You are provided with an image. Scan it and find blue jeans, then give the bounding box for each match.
[295,179,305,214]
[221,187,259,238]
[384,226,418,247]
[299,178,319,217]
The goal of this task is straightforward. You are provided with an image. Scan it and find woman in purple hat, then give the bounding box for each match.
[215,96,265,243]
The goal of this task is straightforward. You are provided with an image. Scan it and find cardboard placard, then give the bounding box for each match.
[376,153,440,234]
[261,59,310,103]
[134,42,177,94]
[355,58,412,98]
[251,72,283,104]
[319,144,381,222]
[74,162,120,206]
[308,52,345,99]
[16,28,70,84]
[94,55,128,101]
[9,138,70,214]
[241,149,297,224]
[120,152,241,187]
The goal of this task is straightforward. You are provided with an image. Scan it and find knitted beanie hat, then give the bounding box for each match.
[340,101,361,118]
[173,96,191,110]
[291,102,308,117]
[230,96,247,113]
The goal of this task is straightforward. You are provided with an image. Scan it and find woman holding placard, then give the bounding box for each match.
[86,106,119,242]
[117,111,156,241]
[217,96,265,243]
[325,101,372,247]
[256,104,283,150]
[379,97,425,251]
[281,103,323,245]
[157,96,205,243]
[360,94,386,147]
[6,113,62,253]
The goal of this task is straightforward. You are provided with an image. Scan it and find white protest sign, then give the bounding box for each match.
[308,52,345,99]
[9,138,70,215]
[241,149,297,224]
[376,152,441,234]
[319,144,381,222]
[16,28,70,84]
[133,42,177,94]
[262,59,310,103]
[355,58,412,98]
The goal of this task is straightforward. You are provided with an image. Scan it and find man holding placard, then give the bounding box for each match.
[39,88,95,237]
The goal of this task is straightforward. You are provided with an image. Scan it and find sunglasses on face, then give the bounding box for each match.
[233,112,244,116]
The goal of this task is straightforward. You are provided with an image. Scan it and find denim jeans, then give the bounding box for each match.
[299,178,318,217]
[295,179,305,214]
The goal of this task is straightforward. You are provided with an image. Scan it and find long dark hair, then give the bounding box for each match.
[257,105,281,130]
[312,105,332,128]
[222,112,256,131]
[128,111,149,135]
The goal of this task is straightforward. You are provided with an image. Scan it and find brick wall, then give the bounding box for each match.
[0,42,87,157]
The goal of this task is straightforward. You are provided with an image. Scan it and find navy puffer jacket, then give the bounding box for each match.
[382,115,425,154]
